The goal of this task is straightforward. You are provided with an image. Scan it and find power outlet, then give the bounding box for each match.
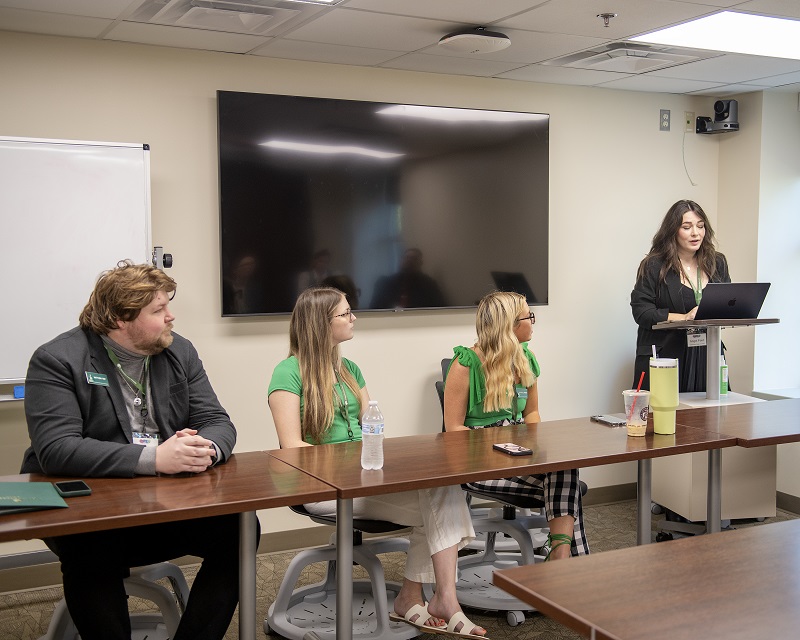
[660,109,670,131]
[684,111,695,132]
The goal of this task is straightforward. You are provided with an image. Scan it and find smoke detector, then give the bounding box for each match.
[438,27,511,54]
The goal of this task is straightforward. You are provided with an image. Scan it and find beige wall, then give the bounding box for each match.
[0,31,741,552]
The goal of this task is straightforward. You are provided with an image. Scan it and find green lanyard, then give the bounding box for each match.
[687,267,702,306]
[103,344,150,416]
[333,369,355,441]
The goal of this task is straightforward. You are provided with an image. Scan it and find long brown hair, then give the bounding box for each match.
[475,291,535,412]
[289,287,361,443]
[79,260,176,334]
[636,200,723,284]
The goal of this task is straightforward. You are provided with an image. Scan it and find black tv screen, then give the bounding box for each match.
[218,91,549,316]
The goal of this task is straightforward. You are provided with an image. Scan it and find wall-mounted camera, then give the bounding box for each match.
[696,99,739,134]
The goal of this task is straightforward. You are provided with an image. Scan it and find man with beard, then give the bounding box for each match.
[21,260,253,640]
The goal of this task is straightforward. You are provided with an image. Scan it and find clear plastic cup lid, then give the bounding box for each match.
[649,357,678,368]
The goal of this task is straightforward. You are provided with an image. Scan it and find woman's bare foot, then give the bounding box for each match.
[393,581,444,628]
[427,592,486,637]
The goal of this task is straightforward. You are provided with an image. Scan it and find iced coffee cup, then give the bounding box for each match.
[623,389,650,437]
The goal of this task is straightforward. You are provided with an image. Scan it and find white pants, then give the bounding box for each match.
[305,484,475,584]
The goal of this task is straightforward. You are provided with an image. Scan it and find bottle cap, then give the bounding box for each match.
[368,400,378,405]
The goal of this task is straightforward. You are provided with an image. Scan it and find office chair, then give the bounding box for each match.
[40,561,189,640]
[265,505,420,640]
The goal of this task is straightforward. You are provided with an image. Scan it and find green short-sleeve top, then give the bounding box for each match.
[448,343,540,427]
[268,355,366,445]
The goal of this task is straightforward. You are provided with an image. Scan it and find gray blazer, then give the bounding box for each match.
[21,327,236,477]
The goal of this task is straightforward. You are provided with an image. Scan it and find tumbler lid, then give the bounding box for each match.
[649,357,678,368]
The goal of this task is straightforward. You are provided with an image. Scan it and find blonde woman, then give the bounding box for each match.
[268,287,486,639]
[444,291,589,560]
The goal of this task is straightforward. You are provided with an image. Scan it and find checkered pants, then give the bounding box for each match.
[463,419,589,556]
[463,469,589,556]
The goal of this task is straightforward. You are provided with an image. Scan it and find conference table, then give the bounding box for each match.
[0,451,336,640]
[493,517,800,639]
[269,417,737,640]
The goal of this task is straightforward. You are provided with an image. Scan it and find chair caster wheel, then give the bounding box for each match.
[651,502,664,515]
[506,610,525,626]
[656,532,674,542]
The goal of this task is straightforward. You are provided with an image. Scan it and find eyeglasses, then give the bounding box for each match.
[331,309,353,320]
[515,311,536,325]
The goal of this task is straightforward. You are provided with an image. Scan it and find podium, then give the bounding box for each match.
[651,318,779,529]
[652,318,779,399]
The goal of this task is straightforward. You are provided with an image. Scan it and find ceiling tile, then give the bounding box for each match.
[497,64,632,86]
[747,68,800,86]
[0,0,131,19]
[380,52,523,77]
[736,0,800,20]
[284,9,451,51]
[649,53,800,83]
[596,74,723,92]
[496,0,715,39]
[688,83,771,95]
[0,7,111,38]
[252,39,404,66]
[105,21,269,54]
[340,0,543,24]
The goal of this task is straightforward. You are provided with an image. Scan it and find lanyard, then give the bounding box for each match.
[103,344,150,411]
[333,369,355,441]
[683,264,703,306]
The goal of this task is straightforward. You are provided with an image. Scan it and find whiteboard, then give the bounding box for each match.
[0,137,151,382]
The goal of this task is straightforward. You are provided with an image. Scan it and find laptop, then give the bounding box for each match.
[694,282,771,320]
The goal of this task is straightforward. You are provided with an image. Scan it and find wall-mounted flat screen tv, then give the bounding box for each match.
[218,90,549,316]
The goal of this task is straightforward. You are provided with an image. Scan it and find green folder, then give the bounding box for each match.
[0,482,68,514]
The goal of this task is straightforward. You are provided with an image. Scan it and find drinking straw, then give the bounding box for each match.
[627,371,646,423]
[652,344,657,359]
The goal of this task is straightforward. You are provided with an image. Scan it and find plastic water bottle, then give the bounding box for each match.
[360,400,385,470]
[720,356,729,396]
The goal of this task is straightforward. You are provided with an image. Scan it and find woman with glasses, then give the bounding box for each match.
[268,287,486,639]
[444,291,589,560]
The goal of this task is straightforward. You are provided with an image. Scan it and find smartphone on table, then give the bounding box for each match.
[492,442,533,456]
[54,480,92,497]
[590,415,627,427]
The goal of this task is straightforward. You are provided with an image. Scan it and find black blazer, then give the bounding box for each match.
[630,254,730,361]
[21,327,236,477]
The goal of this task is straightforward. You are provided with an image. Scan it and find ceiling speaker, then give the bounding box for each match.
[438,27,511,54]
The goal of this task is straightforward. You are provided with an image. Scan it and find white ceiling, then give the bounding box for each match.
[3,0,800,96]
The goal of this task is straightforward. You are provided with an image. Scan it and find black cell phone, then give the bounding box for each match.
[590,415,627,427]
[492,442,533,456]
[54,480,92,497]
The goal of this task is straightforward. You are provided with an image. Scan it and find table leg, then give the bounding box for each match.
[337,497,354,640]
[637,458,652,545]
[706,326,721,401]
[706,450,722,533]
[239,511,257,640]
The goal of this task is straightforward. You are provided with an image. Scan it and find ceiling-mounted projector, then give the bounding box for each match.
[438,27,511,54]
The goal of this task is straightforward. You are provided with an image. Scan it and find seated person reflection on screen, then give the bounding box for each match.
[267,287,486,638]
[371,248,445,309]
[21,260,258,640]
[222,253,260,314]
[321,273,360,309]
[296,249,332,297]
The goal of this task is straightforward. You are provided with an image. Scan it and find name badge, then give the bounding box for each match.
[517,387,529,399]
[687,327,707,348]
[85,372,109,386]
[133,432,160,447]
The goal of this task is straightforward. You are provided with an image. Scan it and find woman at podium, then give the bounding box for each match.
[631,199,730,392]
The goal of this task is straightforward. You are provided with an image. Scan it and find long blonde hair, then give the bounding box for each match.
[289,287,362,443]
[475,291,534,412]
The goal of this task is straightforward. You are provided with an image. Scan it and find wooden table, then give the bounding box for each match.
[676,397,800,446]
[493,518,800,640]
[269,418,736,640]
[0,451,336,640]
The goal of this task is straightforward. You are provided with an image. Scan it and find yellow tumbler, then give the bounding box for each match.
[649,358,678,435]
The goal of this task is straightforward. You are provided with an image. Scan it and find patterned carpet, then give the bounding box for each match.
[0,500,796,640]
